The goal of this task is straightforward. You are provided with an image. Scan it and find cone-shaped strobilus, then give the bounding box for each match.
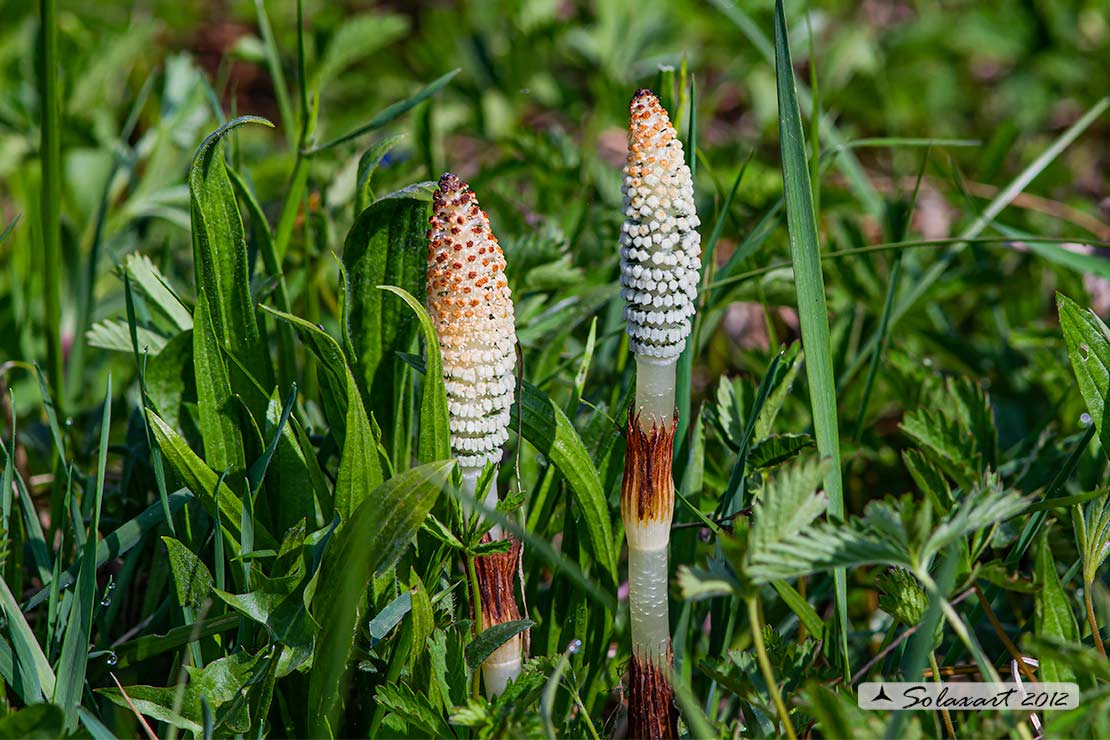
[427,173,523,696]
[618,89,701,739]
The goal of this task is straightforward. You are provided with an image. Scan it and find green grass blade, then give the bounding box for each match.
[53,376,111,729]
[308,460,453,737]
[773,0,848,676]
[0,577,55,701]
[307,69,461,154]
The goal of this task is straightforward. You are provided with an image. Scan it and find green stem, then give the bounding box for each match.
[747,596,796,740]
[38,0,64,416]
[927,651,956,740]
[467,552,484,698]
[1085,581,1106,657]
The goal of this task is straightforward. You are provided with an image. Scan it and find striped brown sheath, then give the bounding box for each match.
[473,535,523,696]
[622,412,678,739]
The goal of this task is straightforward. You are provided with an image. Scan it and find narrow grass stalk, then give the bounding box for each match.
[38,0,64,414]
[747,596,796,740]
[1084,582,1106,657]
[427,173,523,696]
[619,89,701,738]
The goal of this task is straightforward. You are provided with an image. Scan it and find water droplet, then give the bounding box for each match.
[64,417,74,428]
[1079,343,1091,362]
[1081,413,1093,427]
[566,639,583,655]
[105,652,118,667]
[922,357,933,367]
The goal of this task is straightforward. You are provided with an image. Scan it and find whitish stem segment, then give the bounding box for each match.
[635,357,677,432]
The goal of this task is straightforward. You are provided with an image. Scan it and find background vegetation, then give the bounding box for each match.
[0,0,1108,737]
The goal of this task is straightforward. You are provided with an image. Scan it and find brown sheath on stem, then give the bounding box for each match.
[620,411,677,527]
[628,650,678,740]
[474,535,523,630]
[621,410,678,739]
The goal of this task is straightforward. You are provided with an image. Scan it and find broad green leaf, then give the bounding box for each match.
[110,614,239,671]
[262,389,328,533]
[409,570,434,670]
[1034,532,1080,682]
[334,372,383,520]
[464,619,535,672]
[192,290,246,479]
[0,703,65,739]
[145,330,195,432]
[774,0,848,669]
[147,410,275,550]
[900,409,980,492]
[380,286,450,464]
[308,460,453,736]
[1059,292,1110,457]
[54,377,111,729]
[162,537,214,611]
[512,378,617,582]
[189,115,273,388]
[344,189,431,429]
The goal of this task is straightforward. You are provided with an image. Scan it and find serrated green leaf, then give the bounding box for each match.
[124,252,193,332]
[86,319,169,354]
[748,433,815,470]
[375,681,454,738]
[1035,532,1080,682]
[308,460,452,736]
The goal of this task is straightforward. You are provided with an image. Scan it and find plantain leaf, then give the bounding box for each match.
[343,188,431,434]
[189,115,273,389]
[147,410,275,550]
[380,286,450,464]
[192,290,246,480]
[512,378,617,583]
[308,460,453,737]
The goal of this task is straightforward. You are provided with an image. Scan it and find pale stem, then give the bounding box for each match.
[627,542,672,665]
[635,356,677,431]
[482,635,523,697]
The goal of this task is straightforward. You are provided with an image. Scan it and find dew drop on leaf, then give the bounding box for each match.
[105,652,118,667]
[566,639,583,655]
[1081,413,1092,427]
